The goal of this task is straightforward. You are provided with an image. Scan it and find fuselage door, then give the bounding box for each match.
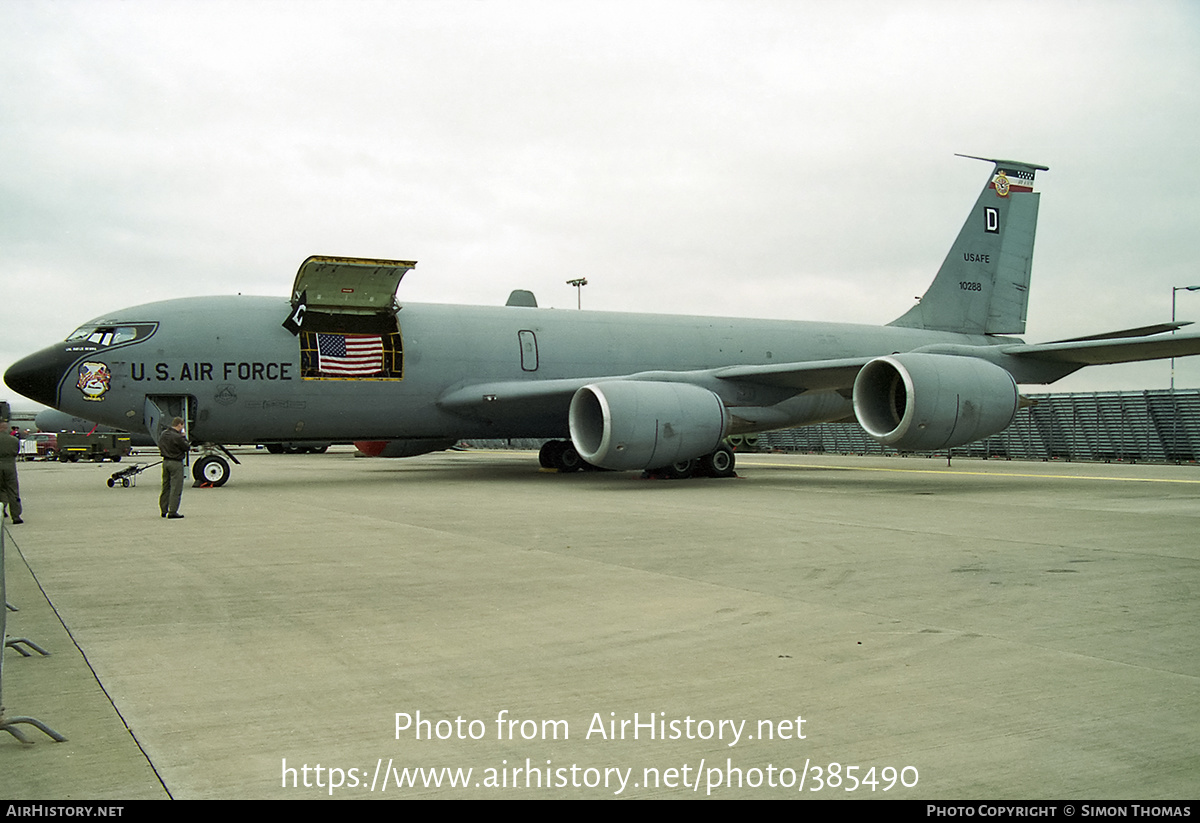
[144,395,192,444]
[284,257,412,381]
[289,256,417,315]
[519,330,538,372]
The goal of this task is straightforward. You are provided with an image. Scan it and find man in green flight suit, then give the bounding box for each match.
[0,422,22,524]
[158,417,189,519]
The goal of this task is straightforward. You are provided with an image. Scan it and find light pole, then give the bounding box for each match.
[1170,285,1200,390]
[567,278,587,310]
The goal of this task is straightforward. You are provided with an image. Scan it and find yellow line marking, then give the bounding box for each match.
[736,460,1200,485]
[459,449,1200,484]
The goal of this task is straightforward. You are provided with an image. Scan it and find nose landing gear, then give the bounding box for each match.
[191,446,239,487]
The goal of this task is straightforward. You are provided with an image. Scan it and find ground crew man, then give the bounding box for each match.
[0,424,22,524]
[158,417,189,519]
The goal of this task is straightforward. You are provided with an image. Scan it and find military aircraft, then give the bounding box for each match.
[7,155,1200,486]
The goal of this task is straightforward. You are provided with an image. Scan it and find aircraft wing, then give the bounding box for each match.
[439,376,594,412]
[438,330,1200,417]
[708,358,870,392]
[1000,331,1200,366]
[674,330,1200,390]
[437,357,875,416]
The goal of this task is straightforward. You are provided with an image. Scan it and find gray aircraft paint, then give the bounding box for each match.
[7,156,1200,480]
[25,296,999,441]
[890,155,1045,335]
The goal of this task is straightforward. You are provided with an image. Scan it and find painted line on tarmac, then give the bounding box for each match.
[464,450,1200,485]
[736,459,1200,485]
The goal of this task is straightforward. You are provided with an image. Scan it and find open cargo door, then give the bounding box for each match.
[283,256,415,381]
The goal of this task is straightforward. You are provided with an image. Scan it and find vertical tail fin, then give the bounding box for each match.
[889,155,1048,335]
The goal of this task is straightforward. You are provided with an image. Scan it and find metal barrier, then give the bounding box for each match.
[1,523,66,744]
[758,389,1200,463]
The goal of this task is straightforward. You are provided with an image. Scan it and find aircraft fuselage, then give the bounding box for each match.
[18,157,1187,481]
[7,294,1003,445]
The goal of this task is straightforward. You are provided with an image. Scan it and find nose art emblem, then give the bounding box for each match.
[76,361,112,401]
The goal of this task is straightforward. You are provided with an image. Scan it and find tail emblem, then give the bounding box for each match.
[993,172,1011,197]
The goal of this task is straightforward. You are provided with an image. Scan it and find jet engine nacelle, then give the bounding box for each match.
[852,353,1018,451]
[569,380,730,471]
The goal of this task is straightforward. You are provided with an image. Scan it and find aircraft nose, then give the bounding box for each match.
[4,346,76,407]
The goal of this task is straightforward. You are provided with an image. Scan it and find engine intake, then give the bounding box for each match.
[569,381,730,471]
[852,353,1018,451]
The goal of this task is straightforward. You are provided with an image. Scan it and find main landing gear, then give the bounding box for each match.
[538,440,737,479]
[264,443,329,454]
[642,445,737,480]
[539,440,588,472]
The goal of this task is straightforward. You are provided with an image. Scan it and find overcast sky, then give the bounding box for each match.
[3,0,1200,412]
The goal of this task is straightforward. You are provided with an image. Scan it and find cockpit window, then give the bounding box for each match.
[65,323,157,348]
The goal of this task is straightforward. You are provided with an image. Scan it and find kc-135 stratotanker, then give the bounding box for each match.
[8,155,1200,486]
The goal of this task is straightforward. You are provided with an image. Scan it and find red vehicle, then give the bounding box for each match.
[24,432,58,459]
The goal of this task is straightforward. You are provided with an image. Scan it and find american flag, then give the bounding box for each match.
[316,333,384,377]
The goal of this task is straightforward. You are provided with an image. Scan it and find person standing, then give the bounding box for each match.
[0,424,22,524]
[158,417,189,519]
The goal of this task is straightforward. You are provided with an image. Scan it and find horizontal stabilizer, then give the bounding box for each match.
[954,154,1049,172]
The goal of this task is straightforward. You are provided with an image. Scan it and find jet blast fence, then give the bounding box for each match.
[758,389,1200,464]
